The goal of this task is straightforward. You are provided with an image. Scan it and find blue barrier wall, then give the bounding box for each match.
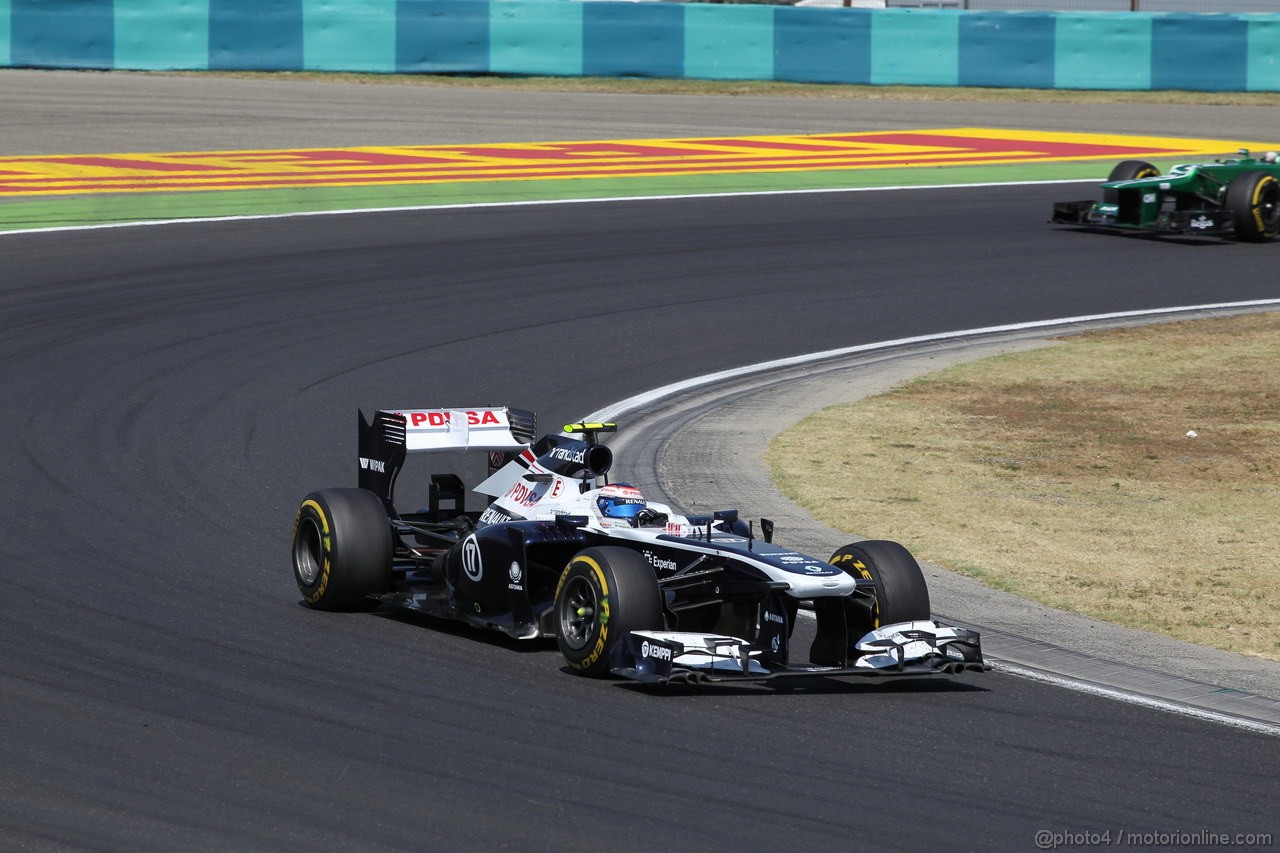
[2,0,1278,92]
[11,0,113,70]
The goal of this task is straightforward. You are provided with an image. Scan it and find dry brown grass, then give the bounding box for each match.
[767,311,1280,660]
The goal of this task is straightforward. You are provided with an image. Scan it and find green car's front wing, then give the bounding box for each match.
[1052,199,1232,237]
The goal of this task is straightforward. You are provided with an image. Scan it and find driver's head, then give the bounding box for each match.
[596,483,646,521]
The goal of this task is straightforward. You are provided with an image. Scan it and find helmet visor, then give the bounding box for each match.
[598,496,646,519]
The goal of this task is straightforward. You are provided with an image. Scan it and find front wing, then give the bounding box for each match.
[1052,200,1232,236]
[612,622,988,685]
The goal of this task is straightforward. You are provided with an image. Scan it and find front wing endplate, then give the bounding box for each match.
[612,622,988,685]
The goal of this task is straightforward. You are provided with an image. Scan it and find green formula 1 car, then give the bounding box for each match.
[1052,150,1280,242]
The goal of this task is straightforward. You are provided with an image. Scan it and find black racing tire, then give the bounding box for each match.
[292,488,393,611]
[1102,159,1160,204]
[829,540,931,631]
[1225,171,1280,243]
[553,547,663,678]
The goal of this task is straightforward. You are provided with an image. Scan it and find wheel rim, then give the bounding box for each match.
[294,516,324,585]
[557,574,597,651]
[1257,179,1280,231]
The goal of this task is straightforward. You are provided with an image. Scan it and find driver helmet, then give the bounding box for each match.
[596,483,647,520]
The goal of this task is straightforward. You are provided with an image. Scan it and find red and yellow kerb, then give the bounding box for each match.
[1,129,1272,196]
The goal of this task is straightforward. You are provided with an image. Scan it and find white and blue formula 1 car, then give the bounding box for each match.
[290,406,987,684]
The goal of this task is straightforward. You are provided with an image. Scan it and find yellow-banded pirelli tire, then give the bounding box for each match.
[1225,171,1280,243]
[553,547,663,678]
[829,540,930,638]
[1102,159,1159,204]
[292,488,392,611]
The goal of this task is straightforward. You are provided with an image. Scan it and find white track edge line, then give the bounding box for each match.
[993,661,1280,737]
[582,299,1280,423]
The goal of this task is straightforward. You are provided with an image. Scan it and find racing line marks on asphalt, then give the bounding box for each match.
[11,130,1279,724]
[10,126,1279,722]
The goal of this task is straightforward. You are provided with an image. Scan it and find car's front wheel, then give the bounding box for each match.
[829,540,931,638]
[1225,171,1280,243]
[292,488,393,611]
[553,547,663,677]
[1102,159,1159,203]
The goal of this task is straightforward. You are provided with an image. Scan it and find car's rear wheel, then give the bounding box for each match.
[554,547,663,677]
[1102,159,1160,204]
[292,488,393,611]
[829,540,931,638]
[1225,171,1280,243]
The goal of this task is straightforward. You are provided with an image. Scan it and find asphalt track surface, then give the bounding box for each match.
[7,69,1280,155]
[3,72,1280,850]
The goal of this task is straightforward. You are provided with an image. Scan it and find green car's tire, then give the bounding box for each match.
[292,488,393,611]
[554,547,663,677]
[1102,160,1160,204]
[1225,171,1280,243]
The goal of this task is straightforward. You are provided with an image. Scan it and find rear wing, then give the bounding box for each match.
[357,406,536,513]
[393,407,535,452]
